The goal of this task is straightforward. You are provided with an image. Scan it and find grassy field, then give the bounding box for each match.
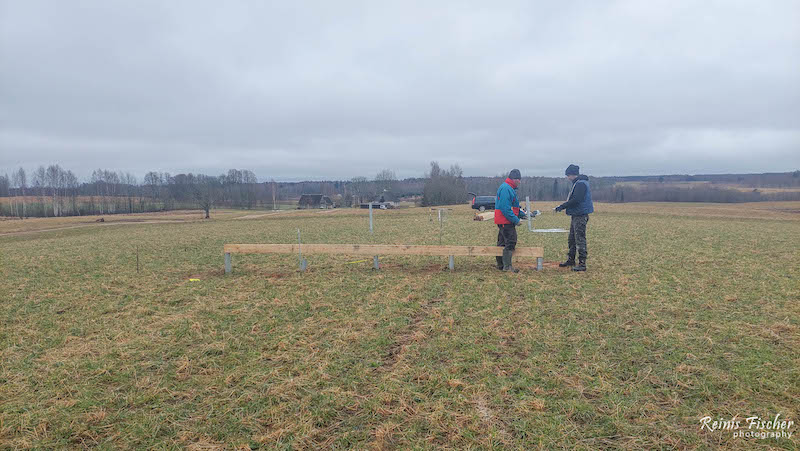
[615,181,800,193]
[1,202,798,449]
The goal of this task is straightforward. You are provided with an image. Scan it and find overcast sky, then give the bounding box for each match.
[1,0,798,181]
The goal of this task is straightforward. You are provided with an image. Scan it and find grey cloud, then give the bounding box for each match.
[1,0,798,180]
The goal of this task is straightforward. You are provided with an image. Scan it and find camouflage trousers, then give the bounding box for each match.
[567,215,589,260]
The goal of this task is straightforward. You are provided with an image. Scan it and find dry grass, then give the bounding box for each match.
[615,181,800,193]
[0,202,798,449]
[596,201,800,221]
[726,186,800,193]
[0,209,252,235]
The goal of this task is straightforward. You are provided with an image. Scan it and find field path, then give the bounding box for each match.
[0,208,342,237]
[234,210,298,220]
[0,219,195,237]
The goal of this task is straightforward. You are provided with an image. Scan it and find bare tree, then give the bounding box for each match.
[33,166,46,216]
[193,175,219,219]
[9,170,19,217]
[105,171,120,213]
[120,172,137,213]
[270,179,277,210]
[242,170,258,208]
[422,161,467,206]
[64,170,78,215]
[350,176,370,205]
[375,169,398,201]
[91,169,105,214]
[143,171,163,210]
[20,167,28,218]
[0,172,10,218]
[59,167,67,215]
[0,173,9,197]
[45,165,61,216]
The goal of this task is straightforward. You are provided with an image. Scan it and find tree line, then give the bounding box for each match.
[2,164,799,218]
[0,166,279,218]
[0,165,421,217]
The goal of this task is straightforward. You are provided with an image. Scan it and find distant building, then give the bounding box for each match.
[298,194,334,209]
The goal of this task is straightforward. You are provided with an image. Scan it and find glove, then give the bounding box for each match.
[554,205,564,212]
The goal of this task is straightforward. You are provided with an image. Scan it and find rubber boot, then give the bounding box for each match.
[572,258,586,272]
[558,258,575,267]
[495,256,504,270]
[502,249,519,273]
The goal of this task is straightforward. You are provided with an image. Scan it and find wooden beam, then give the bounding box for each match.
[474,211,494,221]
[223,243,543,258]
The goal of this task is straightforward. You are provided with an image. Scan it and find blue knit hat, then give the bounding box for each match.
[565,164,580,176]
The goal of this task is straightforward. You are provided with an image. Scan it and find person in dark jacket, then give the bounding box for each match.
[554,164,593,271]
[495,169,527,273]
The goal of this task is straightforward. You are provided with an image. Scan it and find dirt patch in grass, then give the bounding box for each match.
[378,297,443,373]
[473,395,513,446]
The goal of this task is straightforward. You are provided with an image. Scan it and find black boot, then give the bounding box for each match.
[572,258,586,272]
[559,257,575,267]
[502,249,519,273]
[495,256,504,270]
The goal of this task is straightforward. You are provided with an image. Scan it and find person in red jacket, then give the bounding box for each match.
[494,169,527,272]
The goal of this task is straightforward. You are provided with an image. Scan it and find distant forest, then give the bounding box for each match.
[1,163,799,218]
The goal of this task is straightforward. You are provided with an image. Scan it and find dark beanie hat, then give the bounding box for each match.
[509,168,521,179]
[565,164,580,176]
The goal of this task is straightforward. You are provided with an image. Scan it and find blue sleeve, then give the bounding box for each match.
[497,185,520,225]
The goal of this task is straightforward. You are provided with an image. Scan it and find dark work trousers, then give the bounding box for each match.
[496,223,518,267]
[497,224,518,251]
[568,214,589,260]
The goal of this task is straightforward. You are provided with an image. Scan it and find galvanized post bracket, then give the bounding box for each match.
[297,228,305,271]
[526,196,532,231]
[448,255,454,271]
[224,253,232,274]
[369,203,374,234]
